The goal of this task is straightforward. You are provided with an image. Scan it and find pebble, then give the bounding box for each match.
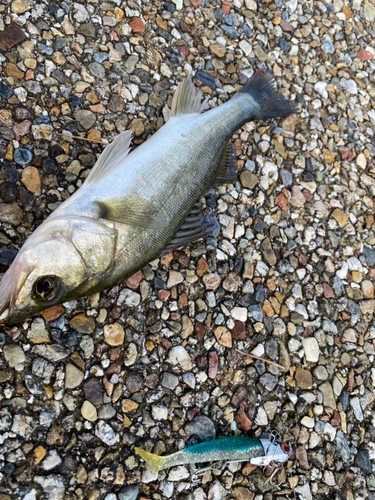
[167,346,192,372]
[302,337,320,362]
[95,421,119,446]
[103,323,125,346]
[118,485,139,500]
[65,363,84,389]
[3,344,25,367]
[74,110,96,130]
[185,416,216,442]
[14,148,32,165]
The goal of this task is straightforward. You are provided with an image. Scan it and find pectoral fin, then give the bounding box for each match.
[161,206,219,255]
[96,197,168,229]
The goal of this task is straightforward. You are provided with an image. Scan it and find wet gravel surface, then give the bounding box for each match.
[1,0,375,499]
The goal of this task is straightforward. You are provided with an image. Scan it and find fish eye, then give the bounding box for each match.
[33,276,62,303]
[281,443,290,454]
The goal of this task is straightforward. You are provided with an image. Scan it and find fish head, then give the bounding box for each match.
[0,216,117,324]
[256,438,293,467]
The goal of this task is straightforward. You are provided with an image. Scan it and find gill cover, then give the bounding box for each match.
[0,215,117,323]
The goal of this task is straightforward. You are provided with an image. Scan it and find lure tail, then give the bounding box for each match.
[134,447,171,472]
[236,70,299,121]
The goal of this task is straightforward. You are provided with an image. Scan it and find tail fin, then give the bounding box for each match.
[238,70,299,120]
[134,447,170,472]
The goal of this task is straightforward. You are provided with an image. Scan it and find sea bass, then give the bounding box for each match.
[135,435,293,472]
[0,71,298,324]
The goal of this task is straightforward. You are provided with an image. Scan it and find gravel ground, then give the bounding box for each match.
[1,0,375,499]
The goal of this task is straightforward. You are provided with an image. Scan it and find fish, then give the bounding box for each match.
[134,435,293,472]
[0,70,298,324]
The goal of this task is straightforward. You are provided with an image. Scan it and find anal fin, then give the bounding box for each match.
[161,206,219,255]
[215,142,238,185]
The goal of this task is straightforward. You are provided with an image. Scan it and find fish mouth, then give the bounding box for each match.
[0,259,30,324]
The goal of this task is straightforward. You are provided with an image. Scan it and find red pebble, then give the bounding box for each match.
[221,1,232,15]
[357,49,373,60]
[322,282,335,298]
[235,407,252,431]
[129,17,145,34]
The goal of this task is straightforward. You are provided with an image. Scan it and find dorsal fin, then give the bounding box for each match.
[85,130,132,185]
[215,142,238,185]
[169,78,209,118]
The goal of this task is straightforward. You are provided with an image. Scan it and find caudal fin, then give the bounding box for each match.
[134,447,170,472]
[238,70,299,120]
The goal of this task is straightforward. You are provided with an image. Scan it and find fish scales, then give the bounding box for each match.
[0,71,298,323]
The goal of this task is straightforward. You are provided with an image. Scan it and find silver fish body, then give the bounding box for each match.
[0,71,298,323]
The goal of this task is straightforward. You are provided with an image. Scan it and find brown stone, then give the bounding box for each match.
[208,351,218,379]
[0,24,27,50]
[177,45,189,60]
[21,166,41,196]
[195,322,206,341]
[322,149,336,164]
[262,299,274,316]
[210,43,226,57]
[46,422,64,446]
[232,487,254,500]
[223,272,241,293]
[104,323,125,346]
[129,118,144,136]
[332,208,348,227]
[122,399,139,413]
[11,0,33,14]
[129,17,145,33]
[362,280,374,299]
[296,446,310,469]
[69,313,95,333]
[281,113,298,131]
[0,203,23,225]
[30,445,46,464]
[235,407,252,431]
[108,94,125,113]
[124,270,142,289]
[296,368,312,389]
[231,385,247,406]
[231,321,246,340]
[190,0,201,6]
[126,372,143,393]
[202,272,221,290]
[214,326,232,347]
[197,257,209,276]
[6,63,24,79]
[275,192,288,210]
[0,110,13,127]
[240,171,257,189]
[260,237,277,266]
[341,6,352,19]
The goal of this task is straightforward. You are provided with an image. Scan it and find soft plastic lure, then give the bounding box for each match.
[135,435,293,472]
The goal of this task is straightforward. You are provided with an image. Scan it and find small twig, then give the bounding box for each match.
[38,129,108,145]
[234,348,285,370]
